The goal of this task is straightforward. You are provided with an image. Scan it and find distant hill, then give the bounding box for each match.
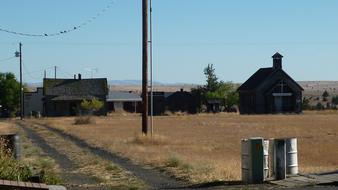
[26,80,338,95]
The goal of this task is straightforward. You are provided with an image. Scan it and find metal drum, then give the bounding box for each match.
[286,138,298,175]
[241,139,251,183]
[263,139,269,179]
[241,137,268,184]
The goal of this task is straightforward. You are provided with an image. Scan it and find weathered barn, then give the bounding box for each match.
[238,53,303,114]
[43,75,108,116]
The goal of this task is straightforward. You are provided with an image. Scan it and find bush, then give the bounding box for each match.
[0,138,32,181]
[315,102,324,110]
[74,116,95,125]
[80,98,104,115]
[322,90,329,101]
[302,97,311,110]
[166,154,181,167]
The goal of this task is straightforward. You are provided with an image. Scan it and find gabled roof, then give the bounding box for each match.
[238,68,304,92]
[238,68,274,91]
[44,78,108,96]
[51,95,97,101]
[107,91,141,102]
[272,52,283,58]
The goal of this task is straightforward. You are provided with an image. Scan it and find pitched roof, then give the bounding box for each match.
[107,91,141,102]
[43,78,108,96]
[238,68,274,91]
[51,95,97,101]
[272,52,283,58]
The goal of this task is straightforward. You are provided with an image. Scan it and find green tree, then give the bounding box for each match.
[322,90,329,101]
[204,64,219,92]
[332,96,338,105]
[191,64,239,112]
[0,72,20,117]
[80,98,104,115]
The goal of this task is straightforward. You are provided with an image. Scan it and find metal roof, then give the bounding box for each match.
[107,91,142,102]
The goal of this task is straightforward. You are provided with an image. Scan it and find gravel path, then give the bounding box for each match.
[21,125,109,190]
[32,123,191,190]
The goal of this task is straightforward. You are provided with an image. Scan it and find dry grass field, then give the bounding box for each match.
[29,112,338,184]
[0,121,16,134]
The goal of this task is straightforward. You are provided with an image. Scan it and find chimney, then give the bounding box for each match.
[272,52,283,69]
[78,73,81,80]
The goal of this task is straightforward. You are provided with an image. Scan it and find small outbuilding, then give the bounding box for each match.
[24,87,44,117]
[166,89,197,114]
[238,53,303,114]
[106,91,142,113]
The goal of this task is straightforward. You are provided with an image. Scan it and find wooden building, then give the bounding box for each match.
[24,87,44,117]
[238,53,303,114]
[43,75,108,116]
[106,91,142,113]
[166,89,197,114]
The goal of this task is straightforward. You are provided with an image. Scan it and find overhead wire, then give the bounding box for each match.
[0,0,115,37]
[0,56,15,63]
[22,65,56,80]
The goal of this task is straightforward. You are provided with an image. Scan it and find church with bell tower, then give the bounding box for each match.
[238,52,303,114]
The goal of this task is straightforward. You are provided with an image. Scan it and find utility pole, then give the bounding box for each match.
[15,43,23,120]
[54,66,57,79]
[142,0,148,135]
[149,0,154,138]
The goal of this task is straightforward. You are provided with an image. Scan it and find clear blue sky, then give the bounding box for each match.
[0,0,337,84]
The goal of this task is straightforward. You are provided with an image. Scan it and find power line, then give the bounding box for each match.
[22,63,42,80]
[0,0,115,37]
[0,56,15,63]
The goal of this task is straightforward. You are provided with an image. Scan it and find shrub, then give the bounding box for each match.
[74,116,95,125]
[80,98,104,115]
[302,97,311,110]
[131,134,168,146]
[166,155,181,167]
[315,102,324,110]
[0,138,32,181]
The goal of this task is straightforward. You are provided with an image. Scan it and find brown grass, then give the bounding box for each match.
[27,112,338,183]
[0,121,17,134]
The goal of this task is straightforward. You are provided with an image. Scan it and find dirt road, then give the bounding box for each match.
[20,122,191,189]
[20,123,146,189]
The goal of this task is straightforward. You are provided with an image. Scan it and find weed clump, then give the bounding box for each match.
[131,134,168,146]
[74,116,95,125]
[0,137,32,181]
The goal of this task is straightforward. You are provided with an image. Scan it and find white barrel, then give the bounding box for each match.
[286,138,298,175]
[263,139,269,179]
[14,135,21,160]
[241,139,251,183]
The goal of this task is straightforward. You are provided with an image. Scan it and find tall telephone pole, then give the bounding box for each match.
[142,0,148,135]
[15,43,23,120]
[54,66,57,79]
[149,0,154,137]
